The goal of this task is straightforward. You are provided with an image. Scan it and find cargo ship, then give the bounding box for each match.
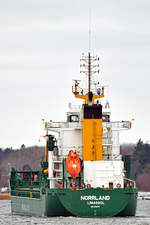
[10,52,137,217]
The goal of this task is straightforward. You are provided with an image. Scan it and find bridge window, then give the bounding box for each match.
[68,115,79,122]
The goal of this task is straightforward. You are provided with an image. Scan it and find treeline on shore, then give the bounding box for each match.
[121,139,150,191]
[0,139,150,191]
[0,145,45,188]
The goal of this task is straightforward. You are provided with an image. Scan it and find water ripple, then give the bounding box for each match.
[0,200,150,225]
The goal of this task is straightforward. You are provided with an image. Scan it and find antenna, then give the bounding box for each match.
[80,53,99,94]
[89,9,91,53]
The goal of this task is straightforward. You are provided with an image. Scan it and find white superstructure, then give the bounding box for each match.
[46,101,131,189]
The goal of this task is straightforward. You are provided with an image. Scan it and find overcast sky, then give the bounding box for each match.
[0,0,150,149]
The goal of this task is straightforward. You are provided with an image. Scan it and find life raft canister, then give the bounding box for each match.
[66,150,81,179]
[116,183,121,188]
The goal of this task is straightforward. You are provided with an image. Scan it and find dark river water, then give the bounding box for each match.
[0,200,150,225]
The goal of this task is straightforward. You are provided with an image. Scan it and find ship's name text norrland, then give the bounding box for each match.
[81,196,110,201]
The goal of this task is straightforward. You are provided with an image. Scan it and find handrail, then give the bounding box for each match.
[124,177,136,188]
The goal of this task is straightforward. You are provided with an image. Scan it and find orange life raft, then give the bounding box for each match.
[66,150,81,179]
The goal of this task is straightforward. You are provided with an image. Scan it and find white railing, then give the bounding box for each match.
[124,178,136,188]
[111,121,132,130]
[103,121,132,130]
[45,121,82,130]
[45,120,131,130]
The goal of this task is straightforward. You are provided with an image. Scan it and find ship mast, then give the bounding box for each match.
[88,52,91,93]
[72,52,104,104]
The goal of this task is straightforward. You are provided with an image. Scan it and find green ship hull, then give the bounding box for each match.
[11,189,71,217]
[11,187,137,217]
[56,188,137,217]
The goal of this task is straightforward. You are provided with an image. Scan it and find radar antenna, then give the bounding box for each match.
[80,53,99,93]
